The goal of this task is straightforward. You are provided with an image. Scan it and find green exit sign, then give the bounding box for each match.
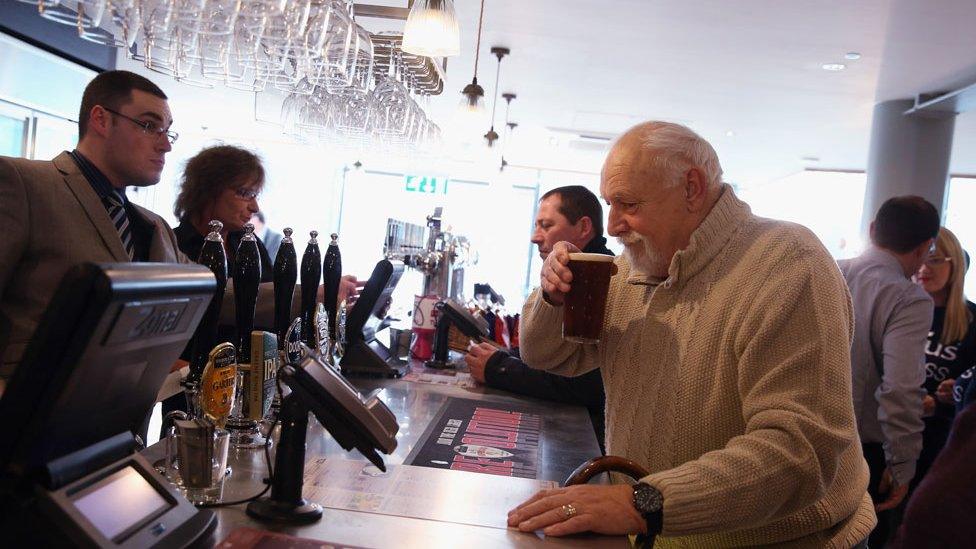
[404,175,448,195]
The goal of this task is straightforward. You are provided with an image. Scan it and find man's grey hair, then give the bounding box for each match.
[626,121,724,190]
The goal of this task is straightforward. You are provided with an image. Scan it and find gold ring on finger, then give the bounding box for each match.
[561,503,577,519]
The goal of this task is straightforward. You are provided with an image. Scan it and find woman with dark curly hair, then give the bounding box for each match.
[173,144,273,281]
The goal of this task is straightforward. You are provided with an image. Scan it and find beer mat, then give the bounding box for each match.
[216,527,372,549]
[302,458,555,530]
[403,397,543,479]
[402,370,476,388]
[402,362,477,388]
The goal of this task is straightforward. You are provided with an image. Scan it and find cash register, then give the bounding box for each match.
[0,263,218,548]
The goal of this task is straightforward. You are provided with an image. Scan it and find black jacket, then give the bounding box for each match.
[484,235,614,453]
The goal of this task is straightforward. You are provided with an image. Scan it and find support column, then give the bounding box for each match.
[862,99,956,232]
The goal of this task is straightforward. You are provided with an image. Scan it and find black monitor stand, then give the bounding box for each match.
[247,348,398,524]
[342,337,407,378]
[426,300,491,369]
[245,393,323,523]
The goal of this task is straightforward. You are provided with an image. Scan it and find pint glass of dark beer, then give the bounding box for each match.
[563,253,615,344]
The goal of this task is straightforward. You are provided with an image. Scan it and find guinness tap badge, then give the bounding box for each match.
[200,342,237,428]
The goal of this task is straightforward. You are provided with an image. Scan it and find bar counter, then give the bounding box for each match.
[148,369,627,548]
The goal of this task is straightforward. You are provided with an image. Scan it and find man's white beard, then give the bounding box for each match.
[617,232,669,278]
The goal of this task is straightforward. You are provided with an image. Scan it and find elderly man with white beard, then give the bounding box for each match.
[507,122,876,548]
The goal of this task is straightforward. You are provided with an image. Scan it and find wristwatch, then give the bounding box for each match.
[633,482,664,543]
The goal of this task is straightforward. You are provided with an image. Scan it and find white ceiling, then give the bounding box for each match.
[402,0,976,183]
[128,0,976,186]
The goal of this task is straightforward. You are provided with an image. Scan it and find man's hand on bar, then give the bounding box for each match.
[464,342,496,383]
[507,484,646,536]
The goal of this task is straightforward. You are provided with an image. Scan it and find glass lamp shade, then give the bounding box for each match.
[453,78,486,134]
[401,0,460,57]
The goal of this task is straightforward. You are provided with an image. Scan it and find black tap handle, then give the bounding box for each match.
[188,220,228,386]
[300,231,322,348]
[234,223,262,359]
[323,233,342,343]
[274,228,298,350]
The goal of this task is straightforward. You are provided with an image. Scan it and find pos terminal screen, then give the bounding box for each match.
[71,466,170,541]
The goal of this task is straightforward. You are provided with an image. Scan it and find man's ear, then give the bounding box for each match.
[84,105,112,140]
[685,168,709,212]
[576,216,594,242]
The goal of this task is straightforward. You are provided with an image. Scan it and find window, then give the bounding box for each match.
[944,176,976,299]
[336,170,538,314]
[737,170,868,259]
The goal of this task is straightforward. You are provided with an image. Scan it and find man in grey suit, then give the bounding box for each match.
[0,70,186,381]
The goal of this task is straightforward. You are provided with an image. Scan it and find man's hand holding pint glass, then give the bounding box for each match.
[541,241,617,344]
[540,241,580,305]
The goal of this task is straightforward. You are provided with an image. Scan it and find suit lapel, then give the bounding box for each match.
[53,152,131,263]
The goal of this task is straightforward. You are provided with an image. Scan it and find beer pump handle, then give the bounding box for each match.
[300,231,322,348]
[188,220,228,386]
[234,223,262,359]
[323,233,342,344]
[273,228,298,350]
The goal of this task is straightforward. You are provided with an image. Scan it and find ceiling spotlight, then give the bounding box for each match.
[402,0,460,58]
[725,130,735,137]
[844,52,861,60]
[821,63,846,71]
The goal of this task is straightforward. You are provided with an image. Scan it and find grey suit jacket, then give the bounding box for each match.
[0,152,192,376]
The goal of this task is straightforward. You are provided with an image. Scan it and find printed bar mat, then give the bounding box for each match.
[404,396,543,479]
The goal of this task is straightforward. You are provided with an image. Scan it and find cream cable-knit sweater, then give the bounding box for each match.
[521,186,876,548]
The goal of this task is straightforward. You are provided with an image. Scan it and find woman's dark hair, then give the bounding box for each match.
[174,145,265,222]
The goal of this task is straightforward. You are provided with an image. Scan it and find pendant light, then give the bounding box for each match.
[402,0,461,58]
[499,93,517,171]
[456,0,487,127]
[484,46,509,147]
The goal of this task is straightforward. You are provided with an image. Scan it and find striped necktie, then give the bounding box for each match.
[104,191,134,260]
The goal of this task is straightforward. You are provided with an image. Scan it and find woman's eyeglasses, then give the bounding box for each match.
[233,187,260,200]
[924,255,952,266]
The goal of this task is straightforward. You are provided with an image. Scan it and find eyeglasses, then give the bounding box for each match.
[102,107,179,144]
[924,255,952,266]
[233,187,260,200]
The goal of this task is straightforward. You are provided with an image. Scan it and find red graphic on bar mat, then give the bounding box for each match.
[403,397,542,479]
[217,527,373,549]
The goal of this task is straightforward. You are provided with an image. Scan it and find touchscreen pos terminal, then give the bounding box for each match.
[0,263,218,548]
[339,258,406,377]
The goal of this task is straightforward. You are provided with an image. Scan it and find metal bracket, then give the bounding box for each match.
[353,1,412,21]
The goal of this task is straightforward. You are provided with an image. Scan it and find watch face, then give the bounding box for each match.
[634,483,663,514]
